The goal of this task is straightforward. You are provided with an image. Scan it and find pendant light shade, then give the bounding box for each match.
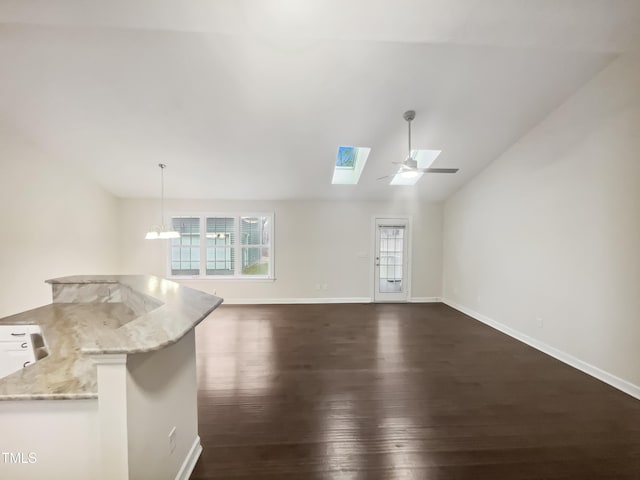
[145,163,180,240]
[145,230,180,240]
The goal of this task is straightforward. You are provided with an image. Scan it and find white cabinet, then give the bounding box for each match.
[0,325,38,378]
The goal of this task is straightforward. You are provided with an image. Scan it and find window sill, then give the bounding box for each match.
[168,276,276,282]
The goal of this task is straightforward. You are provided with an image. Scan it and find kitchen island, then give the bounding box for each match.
[0,275,222,480]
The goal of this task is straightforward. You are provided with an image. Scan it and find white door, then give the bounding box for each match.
[374,218,410,302]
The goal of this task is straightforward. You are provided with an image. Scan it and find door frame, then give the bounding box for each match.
[370,215,412,303]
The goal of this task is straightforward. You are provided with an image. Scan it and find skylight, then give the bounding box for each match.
[331,146,371,184]
[335,146,357,168]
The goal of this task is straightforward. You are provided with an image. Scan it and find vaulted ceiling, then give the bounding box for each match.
[1,1,639,201]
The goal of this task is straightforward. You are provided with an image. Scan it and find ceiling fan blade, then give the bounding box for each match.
[419,168,459,174]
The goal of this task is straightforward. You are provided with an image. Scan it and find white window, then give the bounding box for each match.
[170,214,273,279]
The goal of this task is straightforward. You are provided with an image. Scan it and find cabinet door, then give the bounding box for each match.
[0,350,32,378]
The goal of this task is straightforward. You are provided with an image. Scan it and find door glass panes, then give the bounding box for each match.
[171,217,200,275]
[378,226,404,293]
[206,217,235,275]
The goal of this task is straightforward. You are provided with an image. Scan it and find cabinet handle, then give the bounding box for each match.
[21,342,28,349]
[11,332,26,337]
[23,361,31,368]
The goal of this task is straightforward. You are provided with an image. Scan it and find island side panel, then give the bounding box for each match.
[0,399,99,480]
[126,329,200,480]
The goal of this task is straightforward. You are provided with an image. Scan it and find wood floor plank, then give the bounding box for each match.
[190,303,640,479]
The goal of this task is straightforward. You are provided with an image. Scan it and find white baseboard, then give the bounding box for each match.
[224,297,372,305]
[175,436,202,480]
[409,297,441,303]
[224,297,442,305]
[442,299,640,401]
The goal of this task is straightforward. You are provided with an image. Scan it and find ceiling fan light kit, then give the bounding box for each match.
[145,163,180,240]
[400,170,421,179]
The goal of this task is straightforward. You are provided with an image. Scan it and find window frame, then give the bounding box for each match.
[167,212,275,280]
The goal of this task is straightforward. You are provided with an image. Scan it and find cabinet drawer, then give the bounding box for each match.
[0,325,32,342]
[0,340,31,352]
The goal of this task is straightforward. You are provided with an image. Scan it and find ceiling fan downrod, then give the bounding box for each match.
[403,110,416,166]
[403,110,415,156]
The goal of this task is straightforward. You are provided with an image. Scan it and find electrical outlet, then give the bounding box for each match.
[169,427,176,454]
[536,317,544,328]
[315,284,321,291]
[321,283,328,291]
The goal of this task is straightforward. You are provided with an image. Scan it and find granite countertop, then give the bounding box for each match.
[0,275,222,400]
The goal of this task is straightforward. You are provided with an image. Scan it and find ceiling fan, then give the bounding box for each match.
[377,110,459,181]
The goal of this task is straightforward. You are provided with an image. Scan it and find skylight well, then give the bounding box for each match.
[331,146,371,184]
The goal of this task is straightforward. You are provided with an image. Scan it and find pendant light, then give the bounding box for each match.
[145,163,180,240]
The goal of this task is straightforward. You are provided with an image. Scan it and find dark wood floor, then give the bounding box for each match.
[191,303,640,479]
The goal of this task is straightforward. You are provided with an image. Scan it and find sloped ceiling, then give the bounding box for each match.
[1,0,639,201]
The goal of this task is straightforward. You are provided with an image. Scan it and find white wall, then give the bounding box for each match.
[442,53,640,389]
[119,198,443,301]
[126,330,199,480]
[0,130,120,317]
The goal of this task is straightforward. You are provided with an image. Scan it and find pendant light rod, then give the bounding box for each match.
[145,163,180,239]
[159,163,166,227]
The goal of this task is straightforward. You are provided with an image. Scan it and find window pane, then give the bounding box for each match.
[241,216,269,245]
[173,217,200,239]
[170,218,200,275]
[206,217,235,245]
[205,246,234,275]
[241,247,269,275]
